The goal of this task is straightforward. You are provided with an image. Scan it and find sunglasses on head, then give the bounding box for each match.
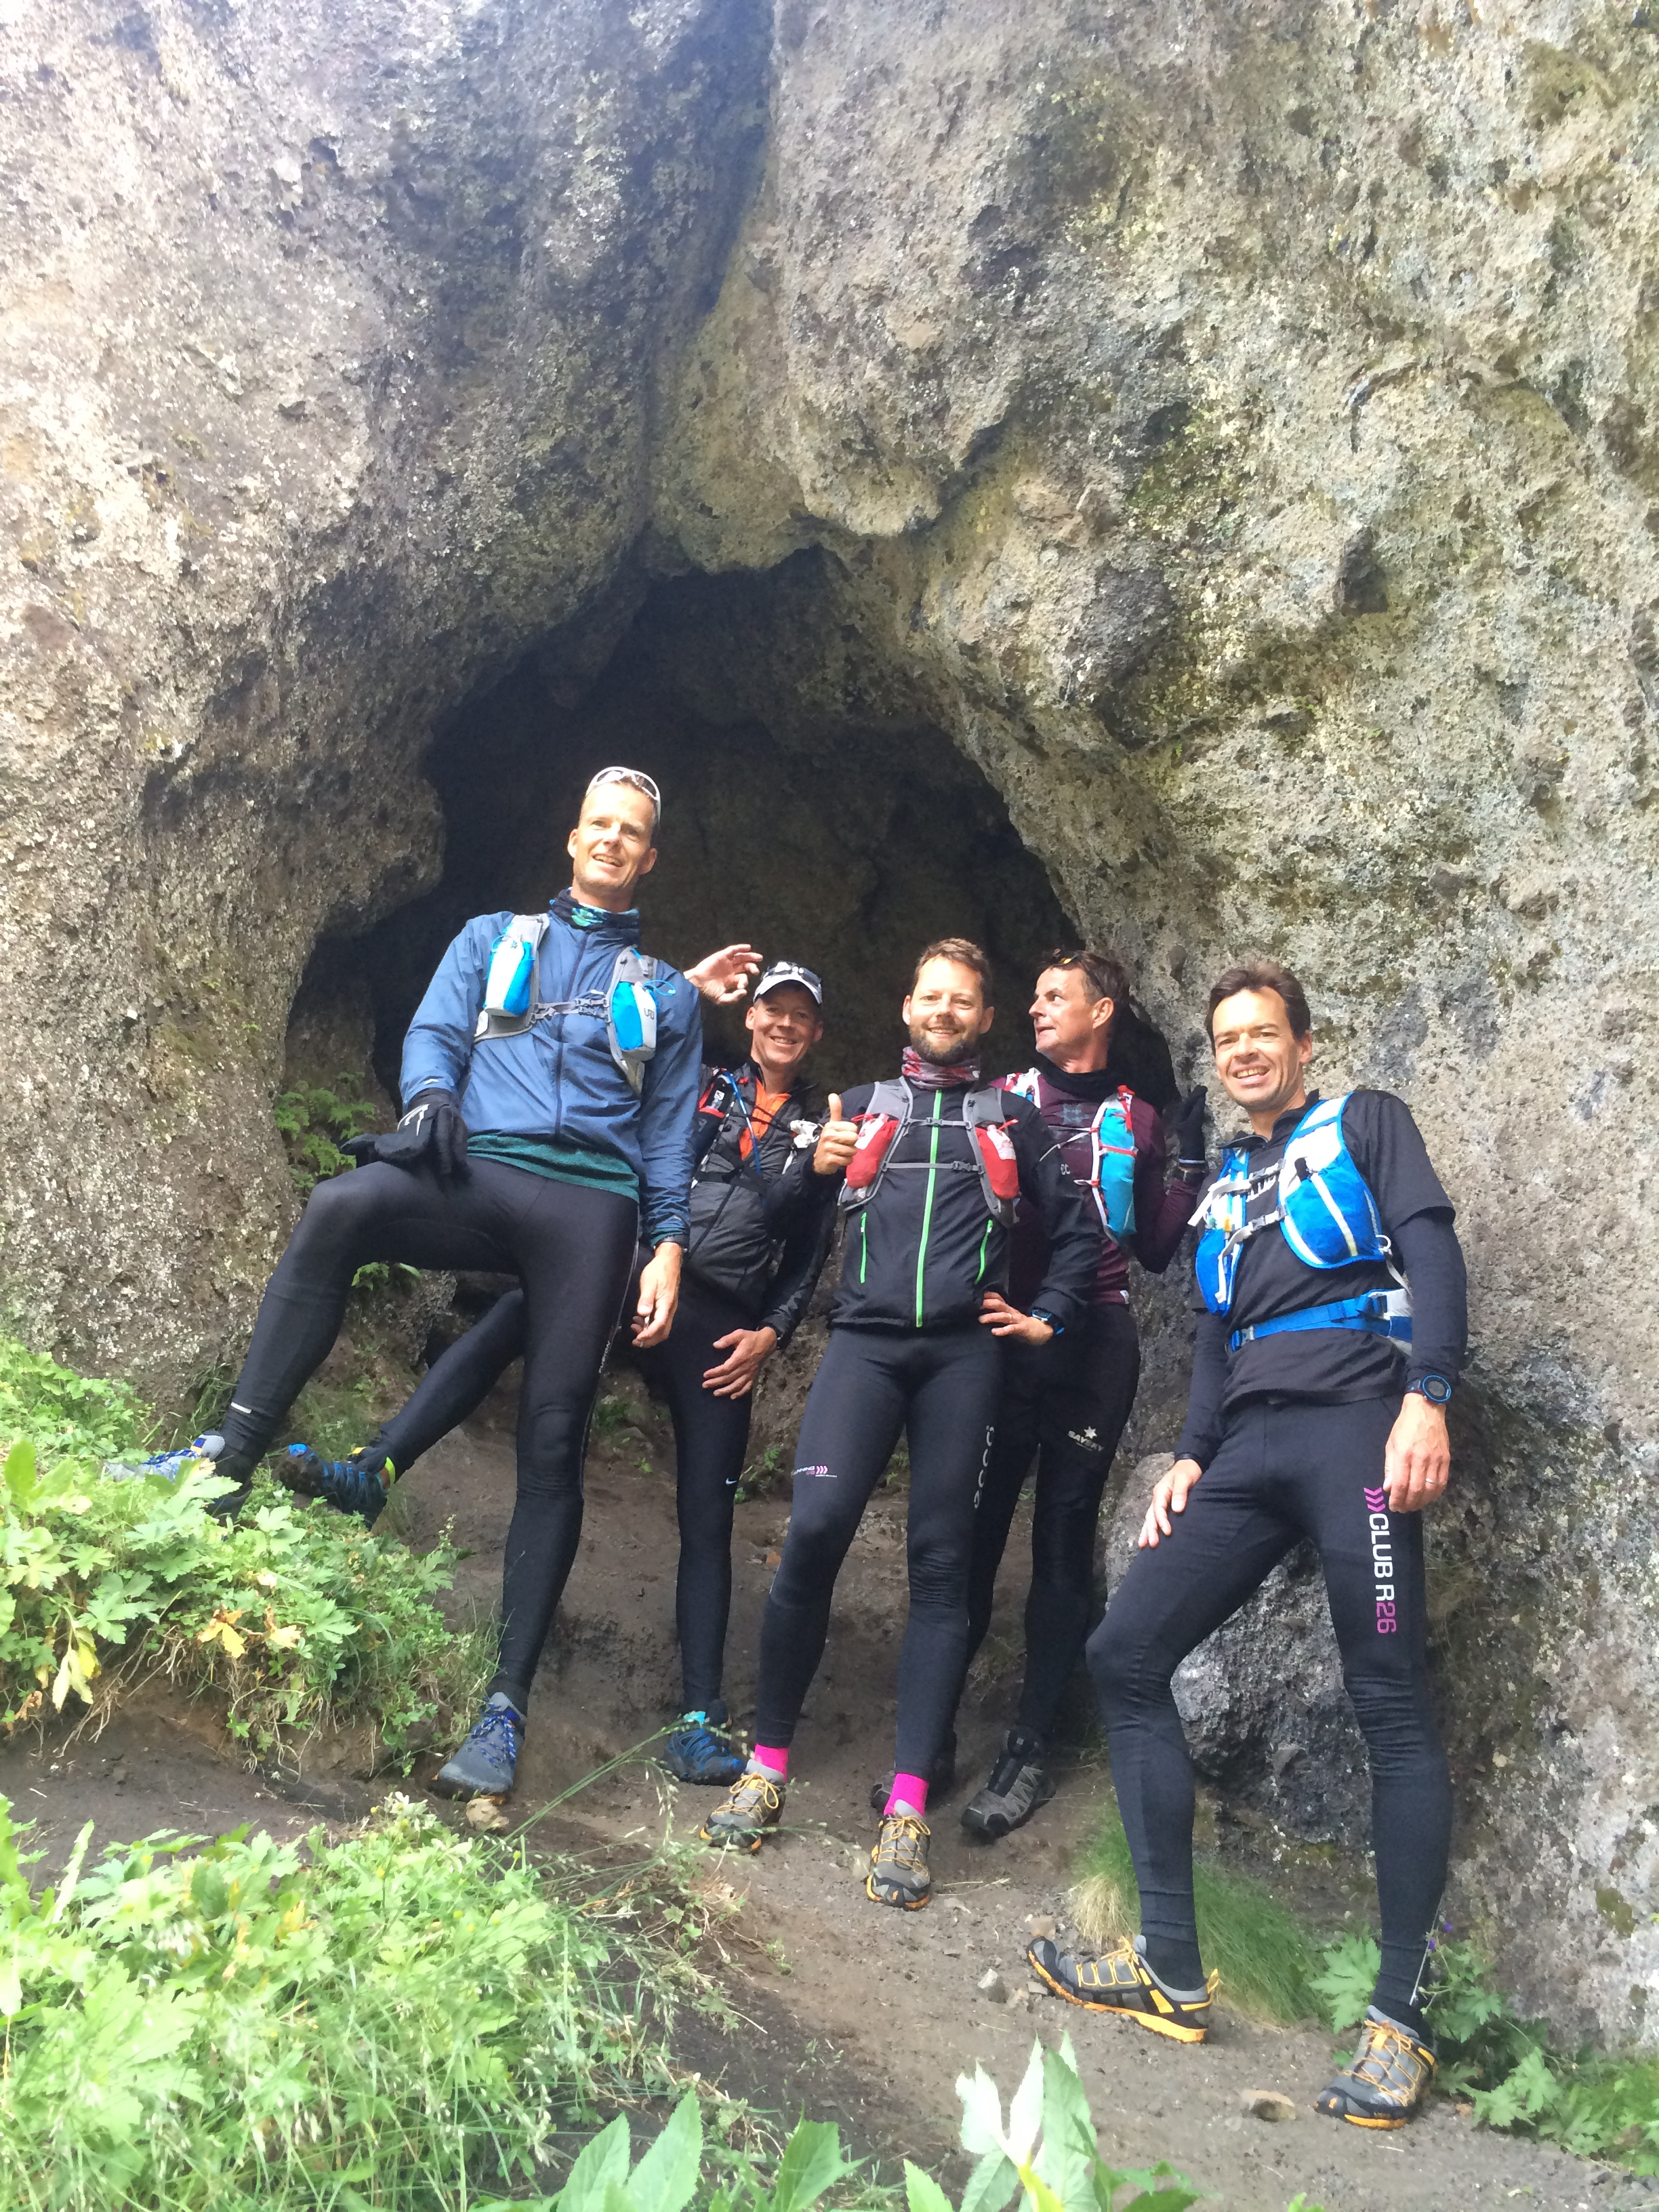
[590,766,662,812]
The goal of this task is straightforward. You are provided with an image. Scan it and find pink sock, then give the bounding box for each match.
[885,1772,928,1818]
[752,1744,789,1781]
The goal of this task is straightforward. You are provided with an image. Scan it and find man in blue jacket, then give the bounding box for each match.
[201,766,703,1797]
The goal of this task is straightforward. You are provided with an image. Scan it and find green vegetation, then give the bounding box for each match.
[0,1793,681,2211]
[1315,1932,1659,2172]
[274,1079,378,1197]
[942,2036,1195,2212]
[0,1337,485,1765]
[1080,1792,1659,2173]
[1072,1799,1320,2026]
[478,2091,859,2212]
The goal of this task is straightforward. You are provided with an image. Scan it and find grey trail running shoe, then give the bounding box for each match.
[961,1728,1057,1839]
[866,1813,932,1909]
[1315,2009,1436,2127]
[431,1693,525,1800]
[699,1767,785,1851]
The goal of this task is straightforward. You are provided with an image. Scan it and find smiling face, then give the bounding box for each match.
[1210,987,1313,1132]
[1030,964,1115,1073]
[745,984,823,1085]
[565,781,658,910]
[903,957,995,1067]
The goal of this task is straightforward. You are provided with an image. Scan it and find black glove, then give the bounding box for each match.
[344,1087,470,1184]
[1168,1084,1209,1167]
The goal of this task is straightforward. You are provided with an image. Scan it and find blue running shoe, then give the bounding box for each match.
[660,1710,744,1786]
[104,1433,251,1519]
[279,1443,392,1527]
[104,1433,226,1482]
[431,1693,525,1799]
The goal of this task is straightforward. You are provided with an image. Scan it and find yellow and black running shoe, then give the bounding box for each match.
[1315,2009,1435,2127]
[699,1767,783,1852]
[866,1813,932,1908]
[1026,1936,1218,2043]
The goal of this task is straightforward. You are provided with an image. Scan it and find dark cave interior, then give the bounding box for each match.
[285,552,1174,1118]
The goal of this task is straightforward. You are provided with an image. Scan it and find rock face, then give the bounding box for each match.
[0,0,765,1377]
[3,0,1658,2041]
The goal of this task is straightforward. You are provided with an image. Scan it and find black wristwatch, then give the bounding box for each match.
[1030,1309,1063,1338]
[1406,1374,1453,1406]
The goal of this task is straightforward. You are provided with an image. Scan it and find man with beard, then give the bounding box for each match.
[700,939,1099,1910]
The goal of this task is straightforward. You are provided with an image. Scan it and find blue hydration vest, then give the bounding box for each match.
[476,913,661,1095]
[1192,1094,1412,1352]
[1006,1070,1137,1241]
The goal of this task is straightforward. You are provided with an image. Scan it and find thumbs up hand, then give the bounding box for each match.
[814,1092,858,1176]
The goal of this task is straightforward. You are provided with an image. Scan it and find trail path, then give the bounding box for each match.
[4,1371,1653,2212]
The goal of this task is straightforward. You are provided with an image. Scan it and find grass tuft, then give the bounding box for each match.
[1072,1797,1321,2027]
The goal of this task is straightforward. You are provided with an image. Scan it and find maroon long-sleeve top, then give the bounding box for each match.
[1001,1057,1202,1311]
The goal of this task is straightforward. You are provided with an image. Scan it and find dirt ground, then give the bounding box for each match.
[5,1366,1654,2212]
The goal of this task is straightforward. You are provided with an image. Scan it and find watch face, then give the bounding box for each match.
[1419,1376,1452,1404]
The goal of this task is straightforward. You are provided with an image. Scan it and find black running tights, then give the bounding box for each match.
[220,1160,638,1706]
[373,1273,754,1713]
[965,1301,1140,1741]
[755,1326,1001,1780]
[1087,1396,1451,2021]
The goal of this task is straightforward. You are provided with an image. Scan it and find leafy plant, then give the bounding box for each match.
[0,1454,487,1765]
[0,1335,484,1763]
[1307,1929,1377,2032]
[1313,1929,1659,2171]
[0,1338,151,1465]
[937,2036,1196,2212]
[735,1445,785,1505]
[273,1078,377,1196]
[0,1793,671,2211]
[478,2092,859,2212]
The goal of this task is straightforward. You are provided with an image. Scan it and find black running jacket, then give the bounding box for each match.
[684,1063,837,1343]
[827,1078,1100,1335]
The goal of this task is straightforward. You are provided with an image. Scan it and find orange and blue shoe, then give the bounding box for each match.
[1026,1935,1218,2043]
[1315,2009,1435,2127]
[280,1443,393,1526]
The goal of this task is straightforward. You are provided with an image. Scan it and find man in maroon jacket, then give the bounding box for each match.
[954,949,1208,1838]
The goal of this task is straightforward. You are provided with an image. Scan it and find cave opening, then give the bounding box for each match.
[286,550,1176,1120]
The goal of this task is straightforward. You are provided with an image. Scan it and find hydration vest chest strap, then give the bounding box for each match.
[474,915,660,1092]
[1227,1288,1414,1353]
[839,1080,1019,1227]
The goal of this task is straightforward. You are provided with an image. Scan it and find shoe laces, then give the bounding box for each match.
[1349,2015,1430,2092]
[464,1702,523,1764]
[874,1813,928,1872]
[725,1769,781,1819]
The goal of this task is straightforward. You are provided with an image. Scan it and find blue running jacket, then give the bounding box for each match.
[400,899,702,1248]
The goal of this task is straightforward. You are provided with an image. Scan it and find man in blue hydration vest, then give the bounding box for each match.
[1027,956,1467,2131]
[197,767,703,1799]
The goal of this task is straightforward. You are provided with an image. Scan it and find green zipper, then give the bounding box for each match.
[915,1091,943,1328]
[975,1216,991,1284]
[859,1210,869,1284]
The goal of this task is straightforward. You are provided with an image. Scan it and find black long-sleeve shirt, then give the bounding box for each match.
[1175,1090,1468,1466]
[827,1078,1102,1335]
